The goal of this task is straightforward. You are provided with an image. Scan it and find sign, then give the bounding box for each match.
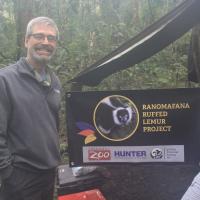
[66,88,200,166]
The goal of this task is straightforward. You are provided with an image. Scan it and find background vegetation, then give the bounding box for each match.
[0,0,198,163]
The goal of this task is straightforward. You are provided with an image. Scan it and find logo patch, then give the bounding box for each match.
[88,149,111,161]
[151,148,163,159]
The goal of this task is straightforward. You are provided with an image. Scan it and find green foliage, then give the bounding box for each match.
[0,1,16,64]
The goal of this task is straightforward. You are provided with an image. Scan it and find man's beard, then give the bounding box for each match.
[29,44,56,64]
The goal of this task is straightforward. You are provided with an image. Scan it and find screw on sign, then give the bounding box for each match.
[58,189,106,200]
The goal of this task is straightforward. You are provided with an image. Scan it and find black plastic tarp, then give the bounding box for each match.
[69,0,200,86]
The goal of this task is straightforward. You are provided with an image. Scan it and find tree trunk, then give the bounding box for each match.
[13,0,34,60]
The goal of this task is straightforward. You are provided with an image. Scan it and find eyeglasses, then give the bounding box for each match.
[30,33,57,42]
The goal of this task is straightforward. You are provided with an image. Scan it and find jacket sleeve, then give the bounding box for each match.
[0,76,13,180]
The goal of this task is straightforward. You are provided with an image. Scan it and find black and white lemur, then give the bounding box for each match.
[95,96,136,139]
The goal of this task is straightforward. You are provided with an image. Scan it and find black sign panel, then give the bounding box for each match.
[66,88,200,166]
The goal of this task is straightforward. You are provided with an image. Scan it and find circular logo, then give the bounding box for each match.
[93,95,139,141]
[151,148,163,159]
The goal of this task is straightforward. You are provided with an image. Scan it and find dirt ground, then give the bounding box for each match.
[100,164,199,200]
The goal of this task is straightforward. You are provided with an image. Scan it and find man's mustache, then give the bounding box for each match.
[35,44,54,53]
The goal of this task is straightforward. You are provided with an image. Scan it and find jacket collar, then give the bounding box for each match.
[17,57,52,87]
[17,57,35,78]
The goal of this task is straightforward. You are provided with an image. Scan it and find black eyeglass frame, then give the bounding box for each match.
[29,33,58,42]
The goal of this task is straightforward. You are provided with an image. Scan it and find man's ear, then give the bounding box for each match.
[24,37,28,48]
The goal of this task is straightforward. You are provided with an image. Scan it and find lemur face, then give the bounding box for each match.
[113,107,132,126]
[117,110,130,124]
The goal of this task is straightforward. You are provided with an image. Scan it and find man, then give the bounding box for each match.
[0,17,61,200]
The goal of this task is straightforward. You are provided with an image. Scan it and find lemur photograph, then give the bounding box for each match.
[94,95,139,141]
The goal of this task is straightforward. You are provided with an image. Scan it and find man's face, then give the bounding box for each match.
[25,23,57,65]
